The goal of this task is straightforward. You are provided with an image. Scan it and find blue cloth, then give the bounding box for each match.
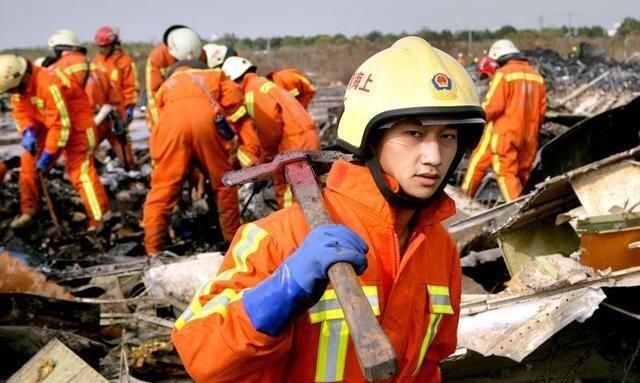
[21,127,37,155]
[243,224,368,336]
[125,105,134,125]
[36,151,55,173]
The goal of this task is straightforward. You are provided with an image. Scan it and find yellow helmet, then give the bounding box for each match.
[337,36,485,157]
[48,29,80,48]
[0,54,28,94]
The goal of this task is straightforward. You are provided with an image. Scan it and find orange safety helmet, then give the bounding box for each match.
[94,26,119,46]
[477,55,498,79]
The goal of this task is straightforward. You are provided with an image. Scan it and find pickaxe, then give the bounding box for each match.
[223,150,398,382]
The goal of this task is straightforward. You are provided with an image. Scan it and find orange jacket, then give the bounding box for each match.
[267,68,317,109]
[172,160,461,383]
[85,63,125,118]
[92,49,139,107]
[11,65,94,153]
[51,51,90,88]
[146,44,206,128]
[240,72,319,160]
[483,59,546,148]
[155,67,262,167]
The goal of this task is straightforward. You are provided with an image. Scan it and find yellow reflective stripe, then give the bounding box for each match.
[160,67,169,78]
[64,63,89,75]
[244,91,255,118]
[48,85,71,149]
[228,105,246,122]
[110,69,119,82]
[283,186,294,207]
[505,72,544,84]
[309,286,379,323]
[215,223,269,281]
[490,134,513,202]
[54,68,71,87]
[482,72,503,109]
[79,128,103,221]
[259,81,276,94]
[145,58,159,126]
[315,319,349,382]
[30,96,45,113]
[289,88,300,97]
[131,62,139,103]
[237,148,252,168]
[427,285,449,296]
[294,73,311,86]
[461,122,493,192]
[412,313,443,376]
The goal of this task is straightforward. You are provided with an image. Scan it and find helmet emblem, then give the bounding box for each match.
[431,73,452,91]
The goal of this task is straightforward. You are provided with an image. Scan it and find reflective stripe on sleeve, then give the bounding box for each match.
[505,72,544,83]
[482,72,503,109]
[259,81,276,94]
[244,91,255,118]
[48,85,71,149]
[237,148,253,168]
[228,105,247,122]
[289,88,300,97]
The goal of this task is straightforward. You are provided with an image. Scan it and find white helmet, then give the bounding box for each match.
[222,56,255,81]
[33,57,46,67]
[0,54,28,94]
[203,43,228,68]
[48,29,80,48]
[167,28,202,61]
[488,39,520,61]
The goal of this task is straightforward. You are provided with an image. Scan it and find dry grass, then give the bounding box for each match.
[3,35,640,87]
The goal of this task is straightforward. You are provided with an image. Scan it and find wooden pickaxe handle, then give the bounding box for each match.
[284,160,397,382]
[38,172,64,234]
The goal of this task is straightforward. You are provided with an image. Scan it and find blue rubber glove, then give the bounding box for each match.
[36,151,55,173]
[125,105,135,125]
[243,224,368,336]
[21,127,37,155]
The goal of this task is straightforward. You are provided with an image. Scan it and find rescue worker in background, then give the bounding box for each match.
[142,28,262,256]
[477,55,498,80]
[92,26,139,170]
[145,25,206,130]
[173,36,485,382]
[0,54,110,230]
[222,56,319,207]
[46,29,90,88]
[266,68,317,110]
[461,39,546,201]
[202,43,238,69]
[456,52,467,67]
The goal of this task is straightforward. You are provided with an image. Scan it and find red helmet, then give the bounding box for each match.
[94,26,119,46]
[477,55,498,79]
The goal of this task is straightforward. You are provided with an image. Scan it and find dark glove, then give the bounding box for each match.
[36,151,55,173]
[125,105,135,125]
[243,224,368,336]
[21,127,37,155]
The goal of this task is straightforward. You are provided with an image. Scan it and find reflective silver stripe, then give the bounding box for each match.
[315,319,349,382]
[309,287,379,323]
[431,295,451,307]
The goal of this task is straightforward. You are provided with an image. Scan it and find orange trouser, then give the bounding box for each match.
[143,104,240,254]
[96,121,138,170]
[19,128,110,225]
[462,127,536,202]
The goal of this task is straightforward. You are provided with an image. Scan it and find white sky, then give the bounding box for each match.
[1,0,638,49]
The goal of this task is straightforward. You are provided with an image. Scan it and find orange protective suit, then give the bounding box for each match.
[145,44,206,130]
[85,64,137,170]
[143,66,261,255]
[267,68,317,109]
[240,72,319,206]
[51,50,90,88]
[11,65,110,225]
[92,49,139,108]
[172,160,461,382]
[461,59,546,201]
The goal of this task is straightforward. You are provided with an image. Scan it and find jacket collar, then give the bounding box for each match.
[325,160,456,227]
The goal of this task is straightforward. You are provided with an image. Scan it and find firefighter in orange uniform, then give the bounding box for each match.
[461,39,546,201]
[172,36,486,382]
[142,28,261,255]
[46,30,91,89]
[91,26,139,170]
[266,68,317,110]
[145,25,206,130]
[222,57,320,207]
[1,54,110,230]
